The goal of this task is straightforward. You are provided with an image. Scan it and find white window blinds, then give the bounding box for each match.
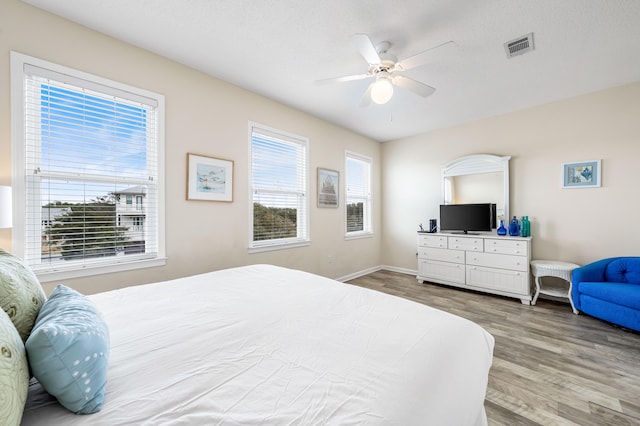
[346,152,372,235]
[12,53,164,278]
[250,124,308,249]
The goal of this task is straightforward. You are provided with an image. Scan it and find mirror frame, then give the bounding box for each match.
[441,154,511,223]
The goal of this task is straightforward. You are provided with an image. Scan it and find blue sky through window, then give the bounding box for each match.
[41,84,148,177]
[346,158,364,191]
[39,84,151,204]
[252,136,300,192]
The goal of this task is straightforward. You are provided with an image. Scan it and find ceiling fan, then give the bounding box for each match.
[317,34,456,106]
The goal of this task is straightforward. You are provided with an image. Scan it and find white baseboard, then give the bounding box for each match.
[336,265,382,282]
[379,265,417,276]
[336,265,417,282]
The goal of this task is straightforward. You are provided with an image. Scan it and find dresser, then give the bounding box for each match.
[417,232,532,304]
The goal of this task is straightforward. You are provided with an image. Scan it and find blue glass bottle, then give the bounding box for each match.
[497,220,507,235]
[508,216,520,236]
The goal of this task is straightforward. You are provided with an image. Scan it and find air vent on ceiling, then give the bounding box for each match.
[504,32,534,59]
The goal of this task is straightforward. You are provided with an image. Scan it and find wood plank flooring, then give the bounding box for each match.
[346,270,640,426]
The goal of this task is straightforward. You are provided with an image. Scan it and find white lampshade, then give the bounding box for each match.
[370,78,394,105]
[0,186,12,228]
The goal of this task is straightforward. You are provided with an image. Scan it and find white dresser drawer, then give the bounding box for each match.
[417,234,448,248]
[484,238,528,256]
[418,247,465,264]
[418,259,466,285]
[466,251,528,272]
[448,236,483,252]
[466,265,529,295]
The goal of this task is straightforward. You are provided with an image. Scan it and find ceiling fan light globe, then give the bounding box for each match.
[371,79,394,104]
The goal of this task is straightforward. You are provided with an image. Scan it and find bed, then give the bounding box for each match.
[15,264,494,425]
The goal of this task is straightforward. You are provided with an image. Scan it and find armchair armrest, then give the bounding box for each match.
[571,257,616,311]
[573,258,614,283]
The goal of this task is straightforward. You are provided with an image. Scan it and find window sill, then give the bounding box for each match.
[345,231,374,240]
[35,256,167,283]
[248,240,311,254]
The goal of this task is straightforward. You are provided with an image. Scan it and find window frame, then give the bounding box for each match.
[248,122,310,253]
[345,150,373,239]
[10,52,166,282]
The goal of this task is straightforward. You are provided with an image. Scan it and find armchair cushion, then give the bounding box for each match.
[577,282,640,310]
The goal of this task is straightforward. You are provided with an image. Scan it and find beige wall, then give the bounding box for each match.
[0,1,381,294]
[382,81,640,270]
[3,1,639,295]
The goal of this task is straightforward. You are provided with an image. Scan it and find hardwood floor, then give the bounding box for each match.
[346,270,640,426]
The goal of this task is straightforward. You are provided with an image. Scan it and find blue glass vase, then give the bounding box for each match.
[508,216,520,236]
[497,220,507,235]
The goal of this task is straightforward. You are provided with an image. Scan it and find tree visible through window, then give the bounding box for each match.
[45,195,129,260]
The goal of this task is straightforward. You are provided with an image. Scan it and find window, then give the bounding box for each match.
[345,151,372,237]
[249,123,309,251]
[11,52,165,281]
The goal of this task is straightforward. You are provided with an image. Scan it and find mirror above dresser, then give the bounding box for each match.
[441,154,510,223]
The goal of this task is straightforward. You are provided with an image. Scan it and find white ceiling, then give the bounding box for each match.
[23,0,640,142]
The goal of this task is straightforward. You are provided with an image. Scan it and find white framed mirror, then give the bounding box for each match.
[442,154,511,224]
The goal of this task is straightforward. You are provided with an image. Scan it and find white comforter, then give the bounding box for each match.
[22,264,494,425]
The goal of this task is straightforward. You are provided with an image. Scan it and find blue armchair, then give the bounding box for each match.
[572,257,640,332]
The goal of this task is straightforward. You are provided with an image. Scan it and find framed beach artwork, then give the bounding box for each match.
[187,153,234,201]
[562,160,601,188]
[317,168,339,208]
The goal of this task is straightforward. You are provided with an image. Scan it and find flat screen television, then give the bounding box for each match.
[440,203,494,234]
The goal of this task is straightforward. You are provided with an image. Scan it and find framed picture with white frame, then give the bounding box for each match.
[187,153,234,201]
[562,160,601,188]
[317,168,339,208]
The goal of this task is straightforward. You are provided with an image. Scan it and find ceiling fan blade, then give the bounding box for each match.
[352,33,381,65]
[315,73,370,85]
[397,40,458,71]
[393,75,436,98]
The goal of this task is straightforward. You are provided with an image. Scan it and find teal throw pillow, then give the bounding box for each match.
[25,285,109,414]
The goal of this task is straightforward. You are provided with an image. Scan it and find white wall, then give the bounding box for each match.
[0,0,381,294]
[382,81,640,270]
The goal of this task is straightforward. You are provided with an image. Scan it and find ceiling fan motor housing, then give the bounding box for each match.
[369,58,397,76]
[316,34,442,104]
